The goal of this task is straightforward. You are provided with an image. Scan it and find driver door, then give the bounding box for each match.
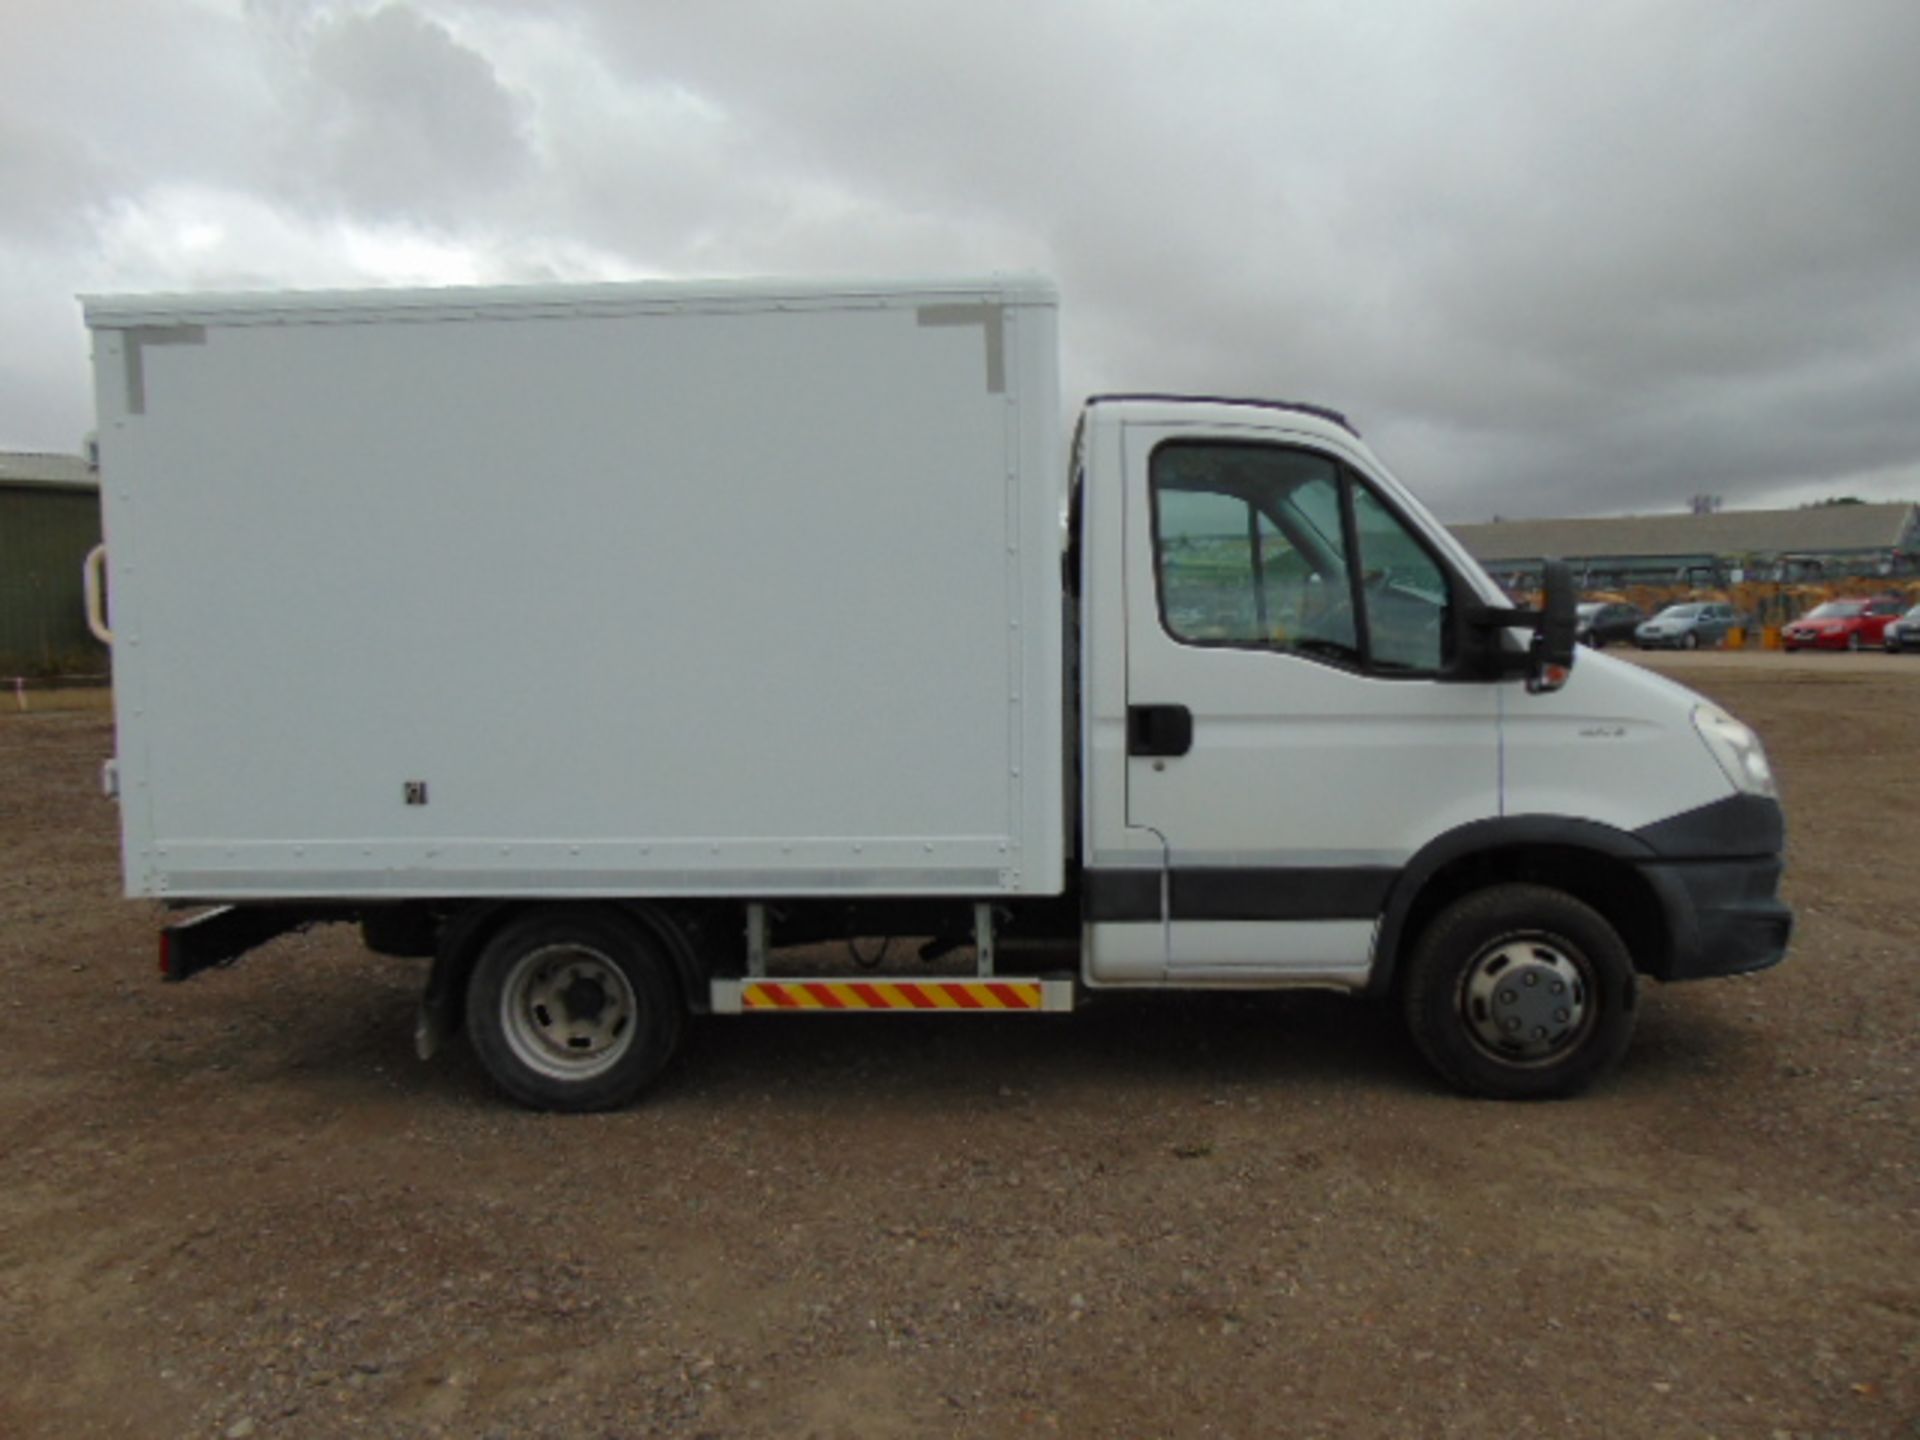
[1120,425,1501,981]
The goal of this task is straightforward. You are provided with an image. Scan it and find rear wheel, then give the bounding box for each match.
[465,907,684,1111]
[1401,884,1636,1099]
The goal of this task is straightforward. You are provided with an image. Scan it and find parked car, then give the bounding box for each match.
[1781,596,1906,652]
[1575,601,1645,649]
[1882,602,1920,653]
[1635,602,1742,650]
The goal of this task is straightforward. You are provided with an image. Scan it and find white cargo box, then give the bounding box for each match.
[83,276,1065,901]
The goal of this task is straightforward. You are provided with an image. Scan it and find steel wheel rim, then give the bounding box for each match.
[499,943,638,1080]
[1457,931,1595,1066]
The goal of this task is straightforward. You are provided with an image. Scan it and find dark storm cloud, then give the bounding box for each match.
[1,0,1916,517]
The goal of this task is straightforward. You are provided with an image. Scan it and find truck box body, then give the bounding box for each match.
[83,277,1065,901]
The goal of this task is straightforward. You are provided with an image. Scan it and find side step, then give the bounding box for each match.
[711,978,1075,1014]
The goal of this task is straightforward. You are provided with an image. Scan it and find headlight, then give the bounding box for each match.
[1693,704,1777,798]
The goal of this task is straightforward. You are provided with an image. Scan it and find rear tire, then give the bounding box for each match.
[1401,884,1636,1099]
[465,907,684,1111]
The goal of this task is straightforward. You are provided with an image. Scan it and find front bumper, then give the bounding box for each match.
[1632,792,1792,981]
[1638,855,1793,980]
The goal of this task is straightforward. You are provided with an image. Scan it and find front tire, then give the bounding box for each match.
[1682,631,1699,650]
[465,907,685,1111]
[1401,884,1636,1099]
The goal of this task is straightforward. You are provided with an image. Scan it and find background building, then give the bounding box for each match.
[1,451,106,676]
[1450,502,1920,593]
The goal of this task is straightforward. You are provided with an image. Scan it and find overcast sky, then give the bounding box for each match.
[6,0,1918,520]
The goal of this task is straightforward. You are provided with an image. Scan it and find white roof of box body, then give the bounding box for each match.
[88,276,1065,901]
[81,274,1059,327]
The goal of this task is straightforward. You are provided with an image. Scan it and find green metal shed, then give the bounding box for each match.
[0,452,107,677]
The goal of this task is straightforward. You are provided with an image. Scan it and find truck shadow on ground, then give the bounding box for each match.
[249,983,1435,1110]
[671,990,1434,1106]
[665,985,1762,1111]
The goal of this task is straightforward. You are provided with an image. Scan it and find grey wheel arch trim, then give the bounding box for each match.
[1365,816,1668,998]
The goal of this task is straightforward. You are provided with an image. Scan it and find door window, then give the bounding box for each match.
[1154,447,1357,662]
[1151,441,1451,674]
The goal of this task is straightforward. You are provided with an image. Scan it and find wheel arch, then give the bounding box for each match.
[1368,817,1681,997]
[421,899,715,1045]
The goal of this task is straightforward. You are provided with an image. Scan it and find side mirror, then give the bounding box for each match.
[1462,557,1578,691]
[1526,559,1576,694]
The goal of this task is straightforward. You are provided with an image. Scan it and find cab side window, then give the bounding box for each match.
[1152,440,1451,674]
[1155,448,1357,662]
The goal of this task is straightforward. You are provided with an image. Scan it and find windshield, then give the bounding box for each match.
[1808,600,1865,619]
[1576,603,1603,618]
[1657,605,1704,619]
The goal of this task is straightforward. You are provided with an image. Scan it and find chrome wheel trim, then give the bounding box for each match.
[1457,933,1594,1066]
[498,943,638,1081]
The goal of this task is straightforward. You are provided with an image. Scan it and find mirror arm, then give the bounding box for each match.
[1470,605,1546,630]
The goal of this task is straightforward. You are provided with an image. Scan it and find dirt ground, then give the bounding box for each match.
[1,654,1915,1439]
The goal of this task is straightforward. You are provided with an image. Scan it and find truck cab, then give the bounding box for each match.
[1073,396,1789,1094]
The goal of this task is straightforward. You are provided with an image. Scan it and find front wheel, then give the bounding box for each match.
[465,907,685,1111]
[1847,632,1861,652]
[1401,884,1636,1099]
[1682,631,1699,650]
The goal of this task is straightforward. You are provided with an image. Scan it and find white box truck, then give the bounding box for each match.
[80,275,1791,1109]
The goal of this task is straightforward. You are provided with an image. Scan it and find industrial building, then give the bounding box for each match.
[1,451,105,676]
[1449,502,1920,592]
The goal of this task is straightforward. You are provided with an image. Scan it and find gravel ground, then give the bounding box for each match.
[0,655,1915,1438]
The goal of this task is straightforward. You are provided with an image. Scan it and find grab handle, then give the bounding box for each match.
[83,544,112,644]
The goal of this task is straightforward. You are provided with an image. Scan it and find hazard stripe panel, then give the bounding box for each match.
[710,978,1074,1015]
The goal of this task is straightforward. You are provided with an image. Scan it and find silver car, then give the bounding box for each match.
[1634,602,1741,651]
[1884,603,1920,654]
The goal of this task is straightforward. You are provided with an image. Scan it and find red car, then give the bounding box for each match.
[1781,596,1907,651]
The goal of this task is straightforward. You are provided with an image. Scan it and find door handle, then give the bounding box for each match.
[1128,703,1192,758]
